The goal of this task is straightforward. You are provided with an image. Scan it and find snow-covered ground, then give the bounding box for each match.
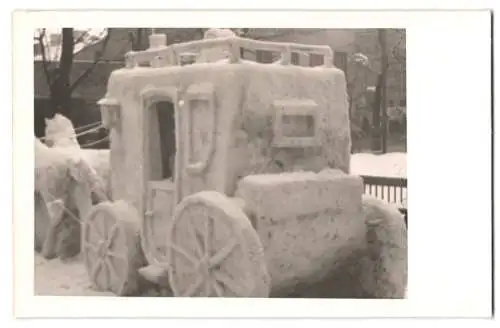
[35,254,114,296]
[351,152,407,207]
[351,152,407,178]
[34,152,407,297]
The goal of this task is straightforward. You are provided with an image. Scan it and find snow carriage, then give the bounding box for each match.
[82,31,407,297]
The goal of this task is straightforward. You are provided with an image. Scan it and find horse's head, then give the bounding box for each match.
[44,113,80,148]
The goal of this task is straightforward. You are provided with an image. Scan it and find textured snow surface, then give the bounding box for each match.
[34,152,407,297]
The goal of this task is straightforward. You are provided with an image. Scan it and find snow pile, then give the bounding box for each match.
[351,153,407,298]
[35,254,114,296]
[350,152,407,178]
[358,195,407,298]
[350,152,407,207]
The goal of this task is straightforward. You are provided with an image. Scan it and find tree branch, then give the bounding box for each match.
[59,28,75,79]
[391,30,405,67]
[73,30,90,45]
[36,28,54,88]
[346,76,369,110]
[70,29,112,92]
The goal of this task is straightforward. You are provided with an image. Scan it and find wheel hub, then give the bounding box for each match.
[197,257,210,276]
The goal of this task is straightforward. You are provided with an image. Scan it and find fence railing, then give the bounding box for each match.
[360,175,407,226]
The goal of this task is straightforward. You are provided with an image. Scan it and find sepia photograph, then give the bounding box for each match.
[33,27,407,298]
[11,8,492,319]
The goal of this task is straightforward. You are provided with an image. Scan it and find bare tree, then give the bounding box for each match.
[347,29,405,152]
[379,29,389,153]
[346,52,372,114]
[35,28,111,118]
[128,28,150,51]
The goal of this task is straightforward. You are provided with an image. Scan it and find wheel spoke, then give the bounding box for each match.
[170,243,197,264]
[209,237,237,268]
[97,216,106,239]
[187,219,204,258]
[204,278,211,296]
[211,277,224,297]
[106,224,119,248]
[107,250,127,262]
[83,241,98,255]
[213,271,246,296]
[183,275,205,297]
[102,261,110,288]
[104,257,120,286]
[90,258,103,283]
[91,219,104,240]
[204,217,212,258]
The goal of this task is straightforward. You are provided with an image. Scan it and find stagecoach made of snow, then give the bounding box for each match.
[81,31,407,298]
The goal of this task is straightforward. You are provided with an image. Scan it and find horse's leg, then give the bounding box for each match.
[40,197,65,259]
[70,178,93,222]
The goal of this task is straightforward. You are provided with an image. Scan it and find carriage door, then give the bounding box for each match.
[141,87,179,264]
[178,83,216,200]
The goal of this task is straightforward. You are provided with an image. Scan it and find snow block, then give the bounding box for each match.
[237,168,363,221]
[278,194,408,298]
[357,195,408,298]
[236,169,367,292]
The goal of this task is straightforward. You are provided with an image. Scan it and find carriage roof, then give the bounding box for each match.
[98,34,344,132]
[97,34,351,213]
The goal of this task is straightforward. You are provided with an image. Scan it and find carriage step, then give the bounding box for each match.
[138,265,169,286]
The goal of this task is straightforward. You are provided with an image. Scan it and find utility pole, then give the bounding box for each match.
[379,29,389,154]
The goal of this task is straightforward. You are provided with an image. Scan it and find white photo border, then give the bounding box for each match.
[11,8,493,319]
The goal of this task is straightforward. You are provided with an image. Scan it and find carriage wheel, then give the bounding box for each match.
[82,201,144,296]
[167,191,270,297]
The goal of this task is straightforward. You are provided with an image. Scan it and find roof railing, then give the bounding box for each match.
[124,34,334,69]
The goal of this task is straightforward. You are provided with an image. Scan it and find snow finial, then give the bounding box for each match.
[148,29,167,49]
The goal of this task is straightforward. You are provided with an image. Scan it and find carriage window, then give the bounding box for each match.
[184,83,216,177]
[282,114,315,137]
[272,99,320,148]
[150,100,176,181]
